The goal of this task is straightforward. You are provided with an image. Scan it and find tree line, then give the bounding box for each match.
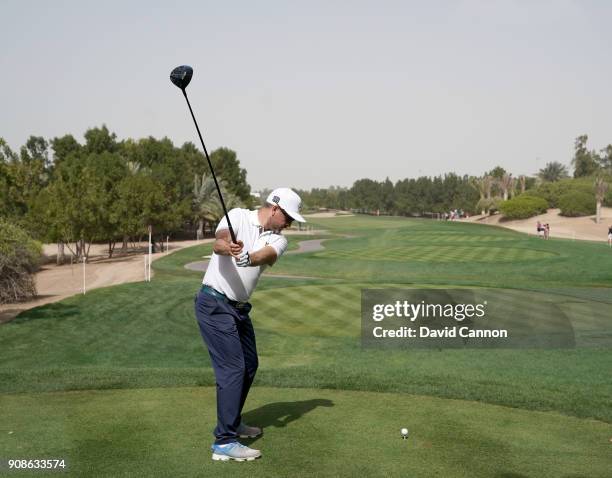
[3,129,610,256]
[0,126,252,263]
[296,134,612,216]
[296,169,535,217]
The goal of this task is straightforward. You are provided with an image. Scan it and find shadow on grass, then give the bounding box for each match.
[8,302,80,324]
[242,398,334,444]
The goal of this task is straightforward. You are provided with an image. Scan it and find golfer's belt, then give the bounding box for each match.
[201,285,250,309]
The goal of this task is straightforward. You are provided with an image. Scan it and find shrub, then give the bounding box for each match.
[0,219,42,304]
[558,191,596,217]
[499,196,549,219]
[533,178,595,208]
[519,189,549,203]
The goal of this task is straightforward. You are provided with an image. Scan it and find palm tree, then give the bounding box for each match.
[471,176,494,215]
[498,173,513,200]
[594,175,609,224]
[193,173,243,238]
[509,176,517,198]
[484,175,493,200]
[538,162,569,182]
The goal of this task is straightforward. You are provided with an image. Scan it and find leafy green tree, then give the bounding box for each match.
[4,128,251,257]
[87,152,129,256]
[488,166,507,180]
[538,162,569,182]
[0,138,18,163]
[113,174,170,247]
[32,149,127,259]
[116,136,191,250]
[0,136,50,227]
[50,134,82,168]
[26,186,68,264]
[123,137,195,220]
[380,178,394,213]
[21,136,50,170]
[84,125,119,154]
[0,139,15,218]
[210,147,252,207]
[36,152,108,260]
[447,174,479,213]
[350,179,381,213]
[572,135,599,178]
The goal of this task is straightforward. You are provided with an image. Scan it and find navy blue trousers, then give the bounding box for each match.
[194,290,258,445]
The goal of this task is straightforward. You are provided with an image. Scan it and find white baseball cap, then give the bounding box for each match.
[266,187,306,223]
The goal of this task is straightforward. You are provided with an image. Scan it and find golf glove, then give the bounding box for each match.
[236,251,251,267]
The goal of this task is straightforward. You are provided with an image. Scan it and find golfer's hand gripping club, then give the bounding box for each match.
[228,240,244,257]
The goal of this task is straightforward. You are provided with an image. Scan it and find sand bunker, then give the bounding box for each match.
[0,239,213,324]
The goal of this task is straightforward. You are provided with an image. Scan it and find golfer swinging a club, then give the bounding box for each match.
[194,188,305,461]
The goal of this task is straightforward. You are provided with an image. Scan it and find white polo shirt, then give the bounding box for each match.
[202,208,288,301]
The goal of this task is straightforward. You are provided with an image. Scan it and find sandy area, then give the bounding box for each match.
[0,239,213,324]
[465,207,612,242]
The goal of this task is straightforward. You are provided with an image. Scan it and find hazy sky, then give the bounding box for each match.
[2,1,611,190]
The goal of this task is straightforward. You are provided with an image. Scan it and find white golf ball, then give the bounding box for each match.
[400,428,409,436]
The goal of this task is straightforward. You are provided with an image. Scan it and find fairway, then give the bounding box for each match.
[314,244,557,262]
[1,216,611,477]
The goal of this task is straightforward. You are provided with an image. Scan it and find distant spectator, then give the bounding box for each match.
[536,220,543,238]
[544,223,550,240]
[608,225,612,247]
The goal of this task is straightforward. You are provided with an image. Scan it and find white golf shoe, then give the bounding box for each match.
[237,421,262,438]
[211,442,261,461]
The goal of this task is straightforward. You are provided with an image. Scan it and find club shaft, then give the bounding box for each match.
[181,89,237,243]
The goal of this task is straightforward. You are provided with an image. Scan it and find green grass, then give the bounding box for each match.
[315,244,557,262]
[1,216,611,476]
[2,387,610,478]
[271,217,612,287]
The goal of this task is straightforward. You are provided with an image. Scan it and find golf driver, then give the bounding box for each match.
[170,65,237,243]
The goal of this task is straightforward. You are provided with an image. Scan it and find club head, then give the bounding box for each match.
[170,65,193,90]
